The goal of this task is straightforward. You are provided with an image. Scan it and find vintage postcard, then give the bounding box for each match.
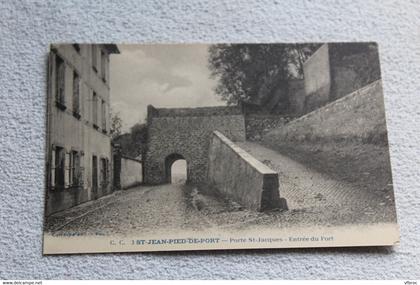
[43,43,399,254]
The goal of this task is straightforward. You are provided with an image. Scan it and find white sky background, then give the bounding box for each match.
[110,44,226,133]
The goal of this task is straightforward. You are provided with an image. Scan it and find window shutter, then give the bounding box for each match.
[65,152,70,188]
[70,152,74,186]
[50,148,55,188]
[100,159,104,184]
[106,158,110,183]
[80,152,85,186]
[75,152,80,186]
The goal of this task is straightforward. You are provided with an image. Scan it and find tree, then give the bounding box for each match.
[208,43,320,108]
[290,43,323,77]
[130,123,148,158]
[112,123,148,159]
[110,110,122,140]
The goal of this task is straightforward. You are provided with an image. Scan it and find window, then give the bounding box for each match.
[92,45,98,72]
[101,99,106,132]
[101,50,107,82]
[72,71,80,118]
[51,146,65,189]
[100,158,108,187]
[92,91,98,128]
[73,44,80,53]
[55,56,66,108]
[69,151,81,187]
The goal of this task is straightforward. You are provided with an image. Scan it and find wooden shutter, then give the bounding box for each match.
[50,148,55,188]
[75,152,80,186]
[65,152,70,188]
[70,152,75,186]
[106,158,110,183]
[80,152,85,186]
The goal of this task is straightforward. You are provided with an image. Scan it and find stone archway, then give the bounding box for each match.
[144,105,246,184]
[164,153,187,183]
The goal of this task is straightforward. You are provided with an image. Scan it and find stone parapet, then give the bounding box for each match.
[208,131,287,211]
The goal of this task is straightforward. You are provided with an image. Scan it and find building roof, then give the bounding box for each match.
[103,44,120,54]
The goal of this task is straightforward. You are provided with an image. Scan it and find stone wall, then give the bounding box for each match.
[242,79,304,140]
[150,105,242,117]
[261,80,391,196]
[144,106,246,184]
[302,42,381,114]
[288,79,306,117]
[120,156,143,189]
[303,43,331,113]
[263,80,386,145]
[329,43,381,100]
[208,131,287,211]
[245,114,287,141]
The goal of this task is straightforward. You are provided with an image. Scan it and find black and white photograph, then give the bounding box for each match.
[43,43,399,254]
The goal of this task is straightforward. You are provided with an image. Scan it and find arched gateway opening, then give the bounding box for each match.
[165,153,187,184]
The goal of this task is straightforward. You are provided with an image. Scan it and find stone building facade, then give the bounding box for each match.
[45,44,119,215]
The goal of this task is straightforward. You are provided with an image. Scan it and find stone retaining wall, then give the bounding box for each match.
[263,80,387,145]
[208,131,287,211]
[121,156,143,189]
[245,114,287,141]
[303,43,381,113]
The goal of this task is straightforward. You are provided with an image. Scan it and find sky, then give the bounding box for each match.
[110,44,226,133]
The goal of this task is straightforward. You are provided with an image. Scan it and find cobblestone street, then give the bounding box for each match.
[237,141,397,227]
[45,142,397,237]
[46,183,214,236]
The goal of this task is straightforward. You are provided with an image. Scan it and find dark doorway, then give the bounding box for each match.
[164,153,187,184]
[92,155,98,199]
[113,154,121,189]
